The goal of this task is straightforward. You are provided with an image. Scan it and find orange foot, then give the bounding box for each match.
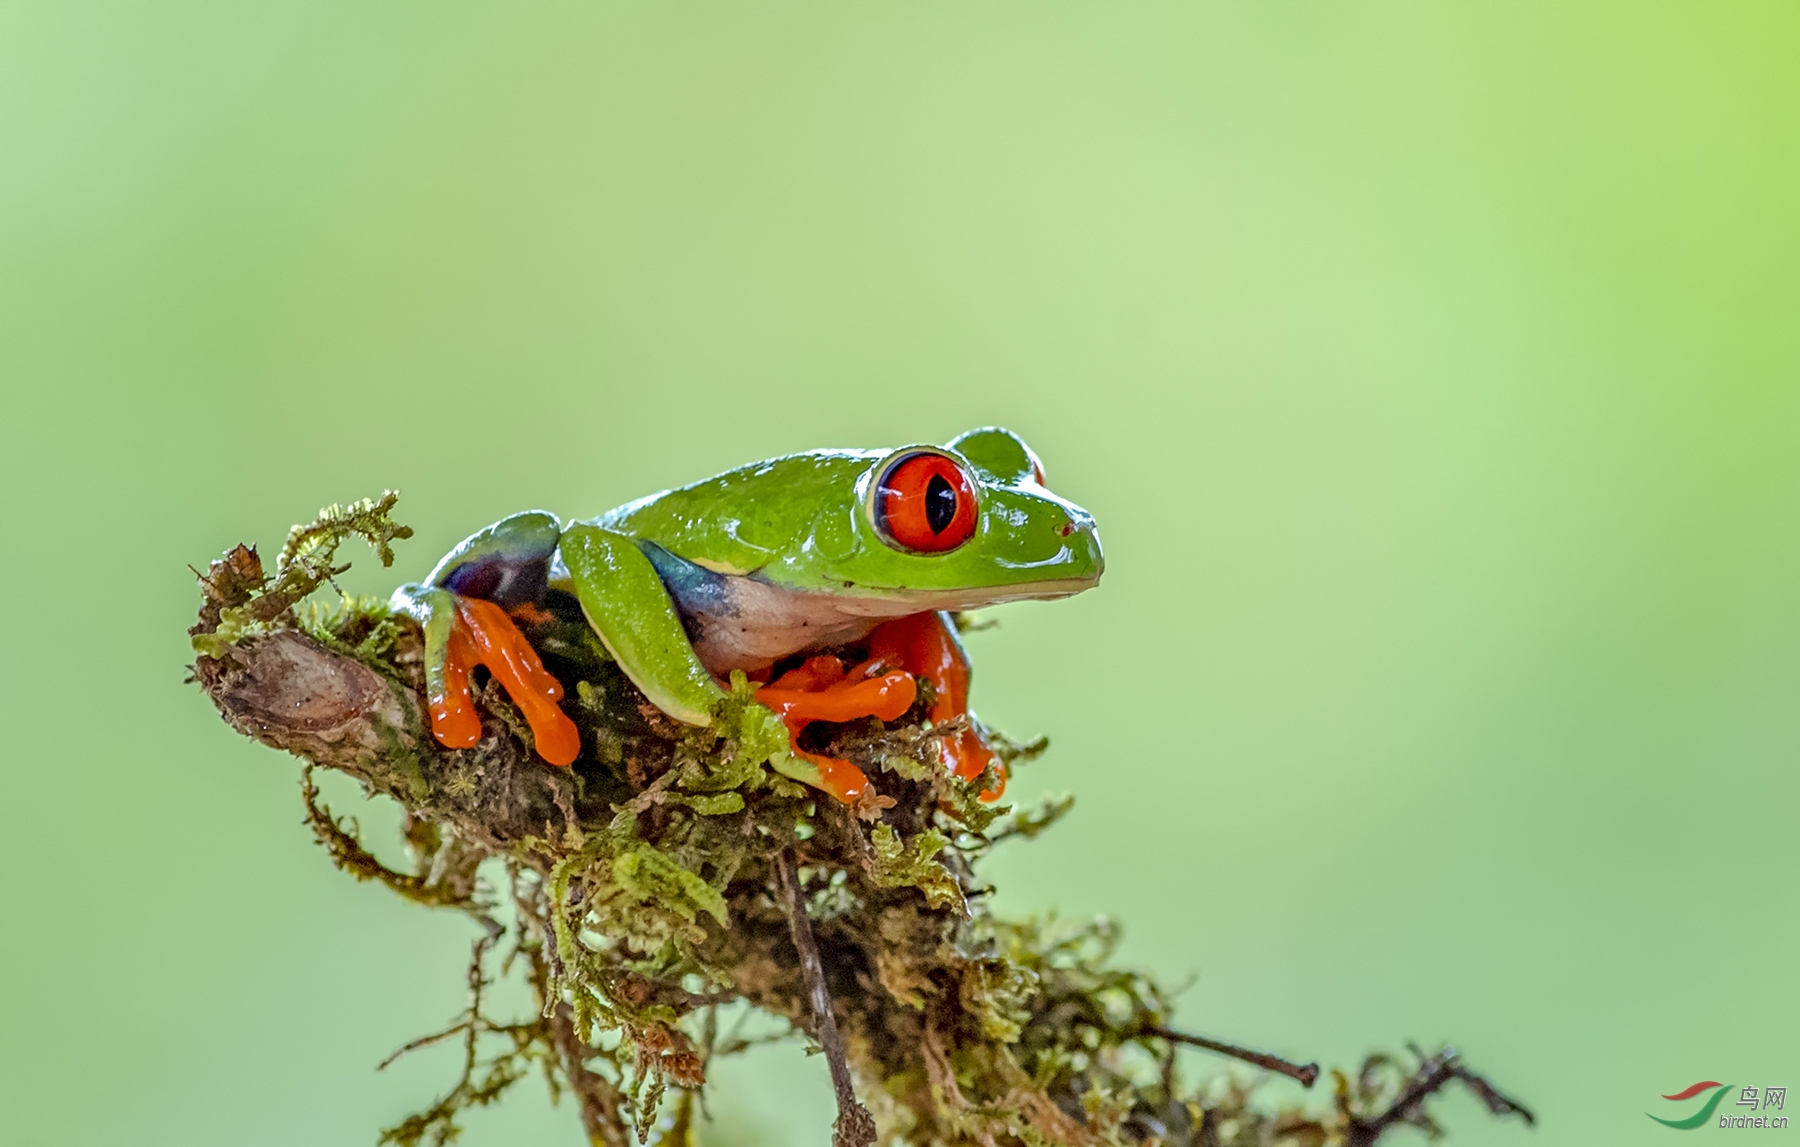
[756,655,917,803]
[428,596,582,766]
[754,613,1005,806]
[866,612,1004,800]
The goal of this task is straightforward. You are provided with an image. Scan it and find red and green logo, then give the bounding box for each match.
[1650,1081,1732,1130]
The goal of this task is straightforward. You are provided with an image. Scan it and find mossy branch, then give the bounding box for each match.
[189,495,1536,1147]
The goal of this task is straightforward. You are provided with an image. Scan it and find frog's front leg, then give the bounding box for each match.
[557,524,730,726]
[391,511,581,765]
[559,527,905,804]
[867,611,1004,799]
[756,655,918,804]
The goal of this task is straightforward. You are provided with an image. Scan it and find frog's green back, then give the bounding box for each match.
[593,433,1102,605]
[595,450,883,577]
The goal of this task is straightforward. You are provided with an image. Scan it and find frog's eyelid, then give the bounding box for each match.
[946,427,1042,485]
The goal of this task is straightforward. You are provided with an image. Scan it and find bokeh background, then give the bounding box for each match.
[3,3,1797,1144]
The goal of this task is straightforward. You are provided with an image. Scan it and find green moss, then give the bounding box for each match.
[868,824,962,913]
[190,492,411,658]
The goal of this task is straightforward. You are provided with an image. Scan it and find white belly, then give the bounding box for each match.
[682,572,921,673]
[621,540,921,673]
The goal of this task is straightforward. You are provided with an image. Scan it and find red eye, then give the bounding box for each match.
[875,452,978,553]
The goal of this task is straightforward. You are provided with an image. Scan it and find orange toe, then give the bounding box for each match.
[768,655,847,693]
[755,657,911,805]
[758,672,916,726]
[806,751,871,804]
[447,596,582,766]
[945,728,1005,801]
[429,622,483,749]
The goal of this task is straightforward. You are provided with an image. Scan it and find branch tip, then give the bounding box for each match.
[1146,1025,1320,1088]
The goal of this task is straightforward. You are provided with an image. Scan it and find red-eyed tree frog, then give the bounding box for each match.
[390,428,1102,807]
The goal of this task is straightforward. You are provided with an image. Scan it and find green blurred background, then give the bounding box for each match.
[3,3,1796,1143]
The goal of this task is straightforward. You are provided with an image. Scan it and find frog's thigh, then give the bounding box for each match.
[425,510,562,603]
[559,524,724,726]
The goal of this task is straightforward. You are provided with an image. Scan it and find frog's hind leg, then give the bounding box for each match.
[391,512,581,766]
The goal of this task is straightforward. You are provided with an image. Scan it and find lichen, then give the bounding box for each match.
[189,495,1534,1147]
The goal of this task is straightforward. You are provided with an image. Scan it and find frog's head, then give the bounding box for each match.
[820,427,1103,610]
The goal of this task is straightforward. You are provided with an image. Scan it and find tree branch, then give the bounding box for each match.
[777,848,877,1147]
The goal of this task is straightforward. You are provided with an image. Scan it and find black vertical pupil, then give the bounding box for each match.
[925,473,957,534]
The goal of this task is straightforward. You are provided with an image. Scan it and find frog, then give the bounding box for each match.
[390,427,1102,807]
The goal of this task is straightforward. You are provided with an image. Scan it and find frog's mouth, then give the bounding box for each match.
[853,574,1102,613]
[828,531,1106,614]
[792,561,1102,619]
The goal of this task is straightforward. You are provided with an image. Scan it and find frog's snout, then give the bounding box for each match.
[1059,510,1104,583]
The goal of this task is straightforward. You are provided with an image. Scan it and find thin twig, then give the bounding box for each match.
[1455,1063,1537,1125]
[378,1023,468,1072]
[1145,1025,1321,1088]
[1345,1047,1535,1147]
[1346,1046,1457,1146]
[777,848,877,1147]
